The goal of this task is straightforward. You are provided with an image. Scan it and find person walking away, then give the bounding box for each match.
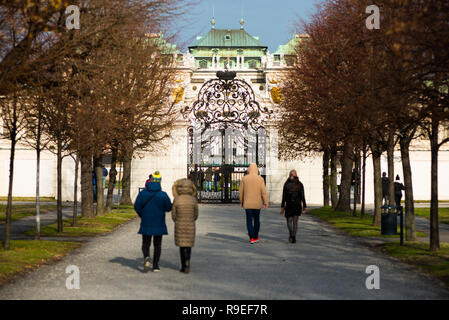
[171,178,198,273]
[205,167,213,192]
[134,171,172,273]
[381,172,389,205]
[337,171,342,198]
[145,174,152,185]
[394,174,405,208]
[214,168,220,192]
[199,169,205,191]
[92,170,97,203]
[281,170,307,243]
[238,163,269,244]
[102,166,108,188]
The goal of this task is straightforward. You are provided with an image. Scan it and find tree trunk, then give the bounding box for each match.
[56,139,63,233]
[4,138,16,250]
[330,146,338,208]
[121,149,133,205]
[80,152,94,218]
[352,151,359,217]
[73,154,79,226]
[106,148,118,211]
[400,134,416,241]
[387,132,395,207]
[361,147,367,218]
[118,160,122,206]
[322,148,330,207]
[430,118,440,251]
[336,137,353,212]
[94,156,105,216]
[371,145,382,226]
[35,146,41,240]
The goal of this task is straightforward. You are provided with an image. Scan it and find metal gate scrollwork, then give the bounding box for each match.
[183,70,273,203]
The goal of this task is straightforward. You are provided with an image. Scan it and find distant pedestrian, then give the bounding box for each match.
[238,163,269,244]
[382,172,389,205]
[337,171,342,197]
[394,175,405,208]
[213,168,220,191]
[146,174,152,185]
[134,171,172,273]
[102,166,108,188]
[199,169,205,191]
[171,178,198,273]
[205,167,213,192]
[92,171,97,202]
[281,170,307,243]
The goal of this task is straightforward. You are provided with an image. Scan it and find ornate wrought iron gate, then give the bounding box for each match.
[184,70,272,203]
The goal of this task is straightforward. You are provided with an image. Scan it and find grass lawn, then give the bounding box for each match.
[310,207,426,238]
[0,204,58,224]
[0,196,56,202]
[415,207,449,225]
[379,242,449,287]
[0,240,81,286]
[25,206,136,237]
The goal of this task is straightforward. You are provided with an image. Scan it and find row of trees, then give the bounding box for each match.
[279,0,449,251]
[0,0,186,249]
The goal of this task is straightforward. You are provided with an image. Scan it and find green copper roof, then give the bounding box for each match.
[275,34,309,55]
[189,29,268,49]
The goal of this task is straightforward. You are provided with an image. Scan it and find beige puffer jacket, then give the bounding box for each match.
[171,179,199,247]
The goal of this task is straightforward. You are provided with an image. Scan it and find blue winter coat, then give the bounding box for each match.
[134,181,172,236]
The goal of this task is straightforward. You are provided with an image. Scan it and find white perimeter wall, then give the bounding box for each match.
[130,126,188,203]
[1,136,448,205]
[0,142,81,201]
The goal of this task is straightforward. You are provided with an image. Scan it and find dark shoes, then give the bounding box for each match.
[153,264,160,272]
[180,260,191,273]
[288,236,297,243]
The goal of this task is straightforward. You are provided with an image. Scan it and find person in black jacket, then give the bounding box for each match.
[281,170,307,243]
[394,175,405,208]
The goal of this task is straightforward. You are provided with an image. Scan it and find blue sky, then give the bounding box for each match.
[174,0,319,52]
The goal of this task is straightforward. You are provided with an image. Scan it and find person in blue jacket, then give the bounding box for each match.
[134,171,172,273]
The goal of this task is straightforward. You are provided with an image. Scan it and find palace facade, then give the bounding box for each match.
[1,20,448,205]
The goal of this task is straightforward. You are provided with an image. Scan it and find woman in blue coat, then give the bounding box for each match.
[134,171,172,272]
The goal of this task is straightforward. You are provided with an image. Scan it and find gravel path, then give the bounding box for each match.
[1,205,448,300]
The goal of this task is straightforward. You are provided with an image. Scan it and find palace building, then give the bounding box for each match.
[1,19,448,205]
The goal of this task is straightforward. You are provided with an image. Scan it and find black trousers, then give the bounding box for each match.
[180,247,192,265]
[286,215,299,237]
[142,235,162,265]
[395,195,402,208]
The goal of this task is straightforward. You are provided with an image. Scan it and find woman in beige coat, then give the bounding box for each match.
[171,178,198,273]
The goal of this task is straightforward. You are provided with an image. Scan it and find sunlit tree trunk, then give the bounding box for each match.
[121,147,133,205]
[371,144,382,226]
[94,156,105,216]
[72,154,79,226]
[330,146,338,208]
[429,116,440,251]
[322,148,330,207]
[81,152,94,218]
[336,137,353,212]
[106,147,118,211]
[400,132,416,241]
